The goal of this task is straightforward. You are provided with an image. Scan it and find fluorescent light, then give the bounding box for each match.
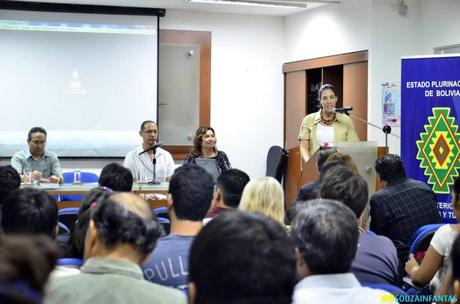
[186,0,309,9]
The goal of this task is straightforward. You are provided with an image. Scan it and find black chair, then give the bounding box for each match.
[266,145,288,183]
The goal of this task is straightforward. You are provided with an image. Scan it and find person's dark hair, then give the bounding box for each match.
[140,120,156,131]
[91,194,162,255]
[316,147,337,172]
[318,160,346,180]
[27,127,47,141]
[216,169,250,208]
[168,164,214,221]
[2,188,58,237]
[292,199,359,275]
[318,166,368,218]
[0,235,59,303]
[189,210,297,304]
[99,163,133,192]
[317,83,337,101]
[451,234,460,281]
[375,154,407,183]
[65,189,112,259]
[191,126,216,157]
[79,187,113,215]
[0,165,21,206]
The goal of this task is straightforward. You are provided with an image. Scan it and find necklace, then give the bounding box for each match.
[320,110,336,125]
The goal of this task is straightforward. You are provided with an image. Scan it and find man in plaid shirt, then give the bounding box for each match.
[370,154,440,271]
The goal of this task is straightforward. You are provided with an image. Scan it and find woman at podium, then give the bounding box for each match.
[298,83,359,163]
[185,126,231,173]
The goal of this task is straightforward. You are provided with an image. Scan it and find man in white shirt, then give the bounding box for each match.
[123,120,175,183]
[291,199,393,304]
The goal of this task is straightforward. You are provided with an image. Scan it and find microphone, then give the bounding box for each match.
[139,142,163,155]
[332,106,353,113]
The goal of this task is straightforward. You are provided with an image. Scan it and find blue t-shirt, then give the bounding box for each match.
[142,234,194,290]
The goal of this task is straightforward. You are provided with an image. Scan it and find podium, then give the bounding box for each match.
[336,141,378,200]
[284,142,387,207]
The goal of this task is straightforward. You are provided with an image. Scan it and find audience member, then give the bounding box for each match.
[296,147,336,201]
[318,166,400,286]
[142,164,214,290]
[239,176,286,226]
[292,199,391,303]
[188,210,297,304]
[123,120,175,182]
[370,154,440,267]
[205,168,250,220]
[46,193,185,303]
[0,165,21,205]
[450,234,460,301]
[99,162,133,192]
[64,187,113,259]
[2,188,58,237]
[0,165,21,233]
[184,126,231,173]
[405,176,460,290]
[11,127,63,183]
[0,235,59,304]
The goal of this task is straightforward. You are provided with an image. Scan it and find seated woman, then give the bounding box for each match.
[298,83,359,163]
[239,177,287,230]
[184,127,231,173]
[405,176,460,290]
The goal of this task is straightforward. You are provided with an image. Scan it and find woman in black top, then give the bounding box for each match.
[184,127,231,173]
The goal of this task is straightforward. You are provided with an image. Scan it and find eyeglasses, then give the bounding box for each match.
[142,130,157,135]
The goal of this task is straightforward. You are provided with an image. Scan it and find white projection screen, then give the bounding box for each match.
[0,3,163,157]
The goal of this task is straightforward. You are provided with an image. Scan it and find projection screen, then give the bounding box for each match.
[0,4,162,157]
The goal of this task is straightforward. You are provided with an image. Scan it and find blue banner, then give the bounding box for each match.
[401,56,460,223]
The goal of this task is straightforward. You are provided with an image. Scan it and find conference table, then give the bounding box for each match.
[20,182,169,209]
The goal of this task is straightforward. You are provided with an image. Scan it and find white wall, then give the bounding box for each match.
[161,10,285,178]
[284,0,371,62]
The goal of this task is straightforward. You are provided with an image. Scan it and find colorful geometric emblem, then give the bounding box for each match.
[417,107,460,194]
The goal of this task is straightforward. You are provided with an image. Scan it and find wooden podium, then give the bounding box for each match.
[284,143,387,208]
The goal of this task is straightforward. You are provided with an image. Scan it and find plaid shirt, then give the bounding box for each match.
[11,149,63,179]
[370,177,440,248]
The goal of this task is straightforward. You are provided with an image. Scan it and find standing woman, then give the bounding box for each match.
[298,84,359,163]
[185,127,231,173]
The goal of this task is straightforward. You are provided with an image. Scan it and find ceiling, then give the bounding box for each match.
[13,0,333,16]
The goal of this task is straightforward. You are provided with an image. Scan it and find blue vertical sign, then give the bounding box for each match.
[401,55,460,223]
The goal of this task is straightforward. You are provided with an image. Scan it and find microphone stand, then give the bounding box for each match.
[343,110,400,154]
[149,146,160,185]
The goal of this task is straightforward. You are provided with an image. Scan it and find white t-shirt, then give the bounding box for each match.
[316,124,334,148]
[123,145,175,182]
[430,224,458,288]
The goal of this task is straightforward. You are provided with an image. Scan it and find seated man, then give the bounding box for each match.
[2,188,58,237]
[205,168,250,221]
[370,154,440,266]
[317,166,400,286]
[46,193,186,304]
[99,162,133,192]
[11,127,63,183]
[188,210,297,304]
[123,120,175,183]
[292,199,391,303]
[142,164,214,290]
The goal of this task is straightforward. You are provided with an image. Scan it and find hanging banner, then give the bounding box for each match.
[401,55,460,223]
[381,82,401,127]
